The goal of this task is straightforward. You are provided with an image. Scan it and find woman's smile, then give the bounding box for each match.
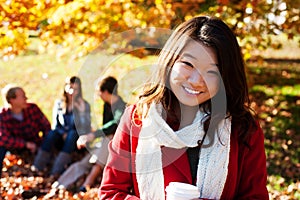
[182,86,202,95]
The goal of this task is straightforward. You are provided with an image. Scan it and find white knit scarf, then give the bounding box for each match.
[135,103,231,200]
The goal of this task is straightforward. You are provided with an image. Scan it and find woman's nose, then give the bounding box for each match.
[188,70,205,87]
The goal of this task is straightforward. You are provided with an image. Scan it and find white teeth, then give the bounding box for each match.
[183,86,201,95]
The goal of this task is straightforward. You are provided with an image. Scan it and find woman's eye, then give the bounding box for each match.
[181,61,193,68]
[208,70,220,76]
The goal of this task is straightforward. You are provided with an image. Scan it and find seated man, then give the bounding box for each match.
[48,76,126,194]
[0,84,51,177]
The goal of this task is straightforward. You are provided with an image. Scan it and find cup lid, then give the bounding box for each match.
[166,182,200,197]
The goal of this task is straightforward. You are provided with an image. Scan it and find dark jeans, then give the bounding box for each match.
[41,129,79,153]
[0,147,7,177]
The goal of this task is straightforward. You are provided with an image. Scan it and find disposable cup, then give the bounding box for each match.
[165,182,200,200]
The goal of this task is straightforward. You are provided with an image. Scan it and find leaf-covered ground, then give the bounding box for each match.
[0,60,299,200]
[0,151,100,199]
[249,60,300,200]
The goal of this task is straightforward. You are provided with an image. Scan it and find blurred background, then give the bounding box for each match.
[0,0,299,199]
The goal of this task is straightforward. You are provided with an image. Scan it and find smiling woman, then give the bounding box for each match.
[169,42,220,107]
[99,16,269,200]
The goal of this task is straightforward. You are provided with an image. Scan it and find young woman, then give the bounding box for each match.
[99,16,269,200]
[33,76,91,176]
[47,76,126,194]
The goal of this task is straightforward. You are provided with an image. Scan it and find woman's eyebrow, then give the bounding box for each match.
[211,63,219,67]
[181,53,197,60]
[181,53,219,67]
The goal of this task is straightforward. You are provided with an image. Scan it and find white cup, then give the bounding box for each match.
[165,182,200,200]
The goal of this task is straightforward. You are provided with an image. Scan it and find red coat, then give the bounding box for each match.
[99,106,269,200]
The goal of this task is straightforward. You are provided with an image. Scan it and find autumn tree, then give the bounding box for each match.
[0,0,56,59]
[0,0,299,60]
[211,0,300,60]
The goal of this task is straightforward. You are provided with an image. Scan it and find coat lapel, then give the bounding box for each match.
[162,147,192,183]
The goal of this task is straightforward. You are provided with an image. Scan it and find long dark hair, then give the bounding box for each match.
[136,16,257,145]
[64,76,83,104]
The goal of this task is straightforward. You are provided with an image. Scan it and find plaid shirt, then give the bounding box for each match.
[0,103,51,149]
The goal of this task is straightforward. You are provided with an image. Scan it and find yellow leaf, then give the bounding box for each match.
[155,0,162,5]
[137,12,143,19]
[91,24,97,32]
[12,21,21,27]
[113,15,119,21]
[244,52,251,60]
[20,6,27,13]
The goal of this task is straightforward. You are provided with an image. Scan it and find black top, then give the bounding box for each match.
[187,146,200,184]
[93,97,126,137]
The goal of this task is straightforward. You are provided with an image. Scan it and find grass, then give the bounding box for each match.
[0,52,84,120]
[247,61,300,199]
[0,51,157,127]
[255,34,300,60]
[1,45,300,199]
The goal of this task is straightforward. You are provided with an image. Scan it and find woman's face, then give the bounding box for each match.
[169,41,220,107]
[65,83,79,99]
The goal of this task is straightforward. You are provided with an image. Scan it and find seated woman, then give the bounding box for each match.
[33,76,91,177]
[50,76,126,193]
